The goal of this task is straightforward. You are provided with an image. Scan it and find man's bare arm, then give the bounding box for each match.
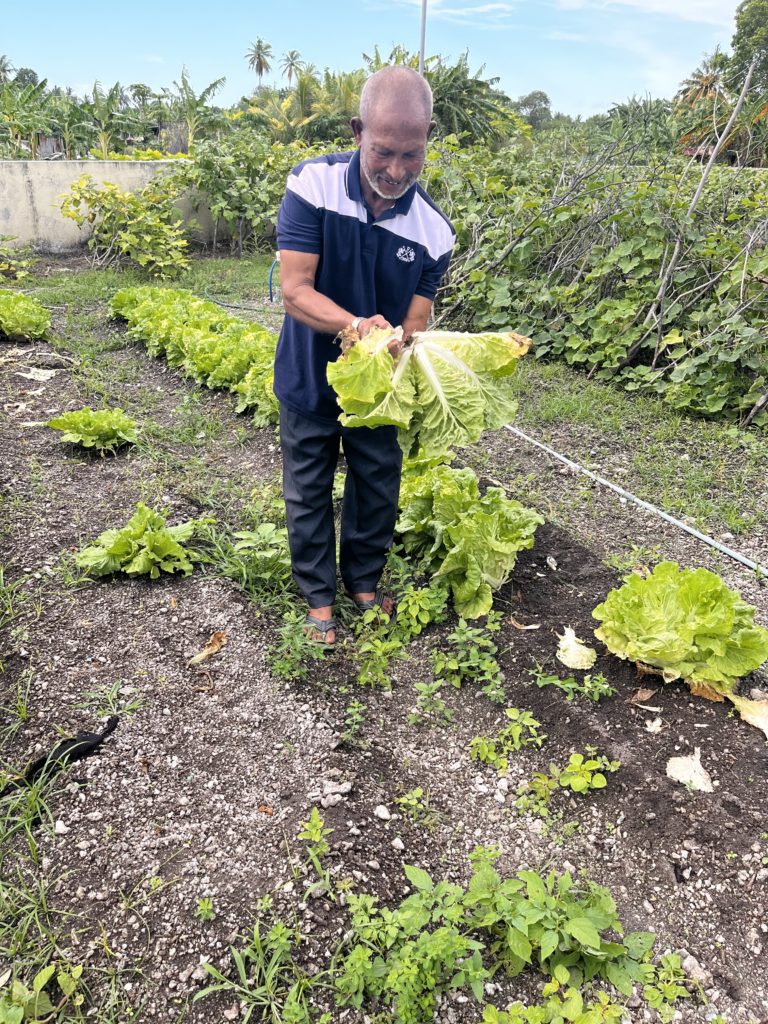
[401,294,433,340]
[280,250,391,336]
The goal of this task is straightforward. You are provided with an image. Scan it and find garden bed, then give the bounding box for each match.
[1,263,767,1023]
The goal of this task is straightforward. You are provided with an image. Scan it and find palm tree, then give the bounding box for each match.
[245,38,273,86]
[280,50,305,87]
[675,49,731,108]
[0,55,14,84]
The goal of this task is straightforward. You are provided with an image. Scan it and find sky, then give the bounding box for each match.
[2,0,740,118]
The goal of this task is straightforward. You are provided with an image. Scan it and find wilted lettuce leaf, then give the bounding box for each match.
[327,328,530,456]
[593,561,768,735]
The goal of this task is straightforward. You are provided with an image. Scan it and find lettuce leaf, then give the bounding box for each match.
[397,463,543,618]
[327,328,530,456]
[593,561,768,735]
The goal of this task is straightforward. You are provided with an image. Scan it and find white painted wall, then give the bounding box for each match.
[0,160,215,251]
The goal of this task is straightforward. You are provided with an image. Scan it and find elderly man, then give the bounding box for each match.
[275,66,455,644]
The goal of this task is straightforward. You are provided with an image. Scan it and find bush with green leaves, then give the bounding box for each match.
[0,290,50,340]
[0,235,37,280]
[60,173,190,278]
[75,502,207,579]
[46,406,139,453]
[335,854,674,1024]
[423,139,768,425]
[0,963,84,1022]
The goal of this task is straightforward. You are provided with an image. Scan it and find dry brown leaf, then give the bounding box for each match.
[666,747,714,792]
[627,687,658,705]
[187,630,228,667]
[257,804,274,816]
[169,596,178,610]
[509,616,541,631]
[688,679,725,703]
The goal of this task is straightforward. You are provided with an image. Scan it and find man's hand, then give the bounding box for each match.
[357,315,403,358]
[357,314,392,337]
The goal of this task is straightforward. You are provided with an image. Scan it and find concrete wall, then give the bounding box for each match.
[0,160,215,251]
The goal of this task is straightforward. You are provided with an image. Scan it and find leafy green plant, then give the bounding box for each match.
[528,664,616,702]
[407,681,454,728]
[515,771,560,818]
[327,326,531,457]
[0,236,37,280]
[200,521,293,608]
[267,609,329,682]
[354,619,408,690]
[298,807,334,898]
[341,699,367,746]
[470,707,546,775]
[432,613,505,703]
[0,291,50,341]
[397,461,542,617]
[194,897,215,922]
[46,406,139,453]
[395,788,440,830]
[194,919,329,1024]
[336,858,662,1024]
[554,750,620,794]
[59,173,190,277]
[110,286,279,425]
[593,561,768,736]
[393,579,449,641]
[75,502,207,579]
[641,953,691,1023]
[0,962,84,1022]
[483,977,624,1023]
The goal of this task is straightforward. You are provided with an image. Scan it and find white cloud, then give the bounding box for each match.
[387,0,518,27]
[554,0,737,28]
[138,54,166,65]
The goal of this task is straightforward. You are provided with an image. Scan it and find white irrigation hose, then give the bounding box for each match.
[501,423,768,579]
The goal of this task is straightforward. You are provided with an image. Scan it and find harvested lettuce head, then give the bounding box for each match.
[593,561,768,737]
[327,328,530,456]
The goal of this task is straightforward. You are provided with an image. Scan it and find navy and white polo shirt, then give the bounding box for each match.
[274,149,455,422]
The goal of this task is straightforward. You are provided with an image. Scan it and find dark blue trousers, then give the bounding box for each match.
[279,405,403,607]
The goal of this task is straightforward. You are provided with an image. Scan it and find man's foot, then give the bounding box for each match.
[348,590,397,621]
[303,607,336,645]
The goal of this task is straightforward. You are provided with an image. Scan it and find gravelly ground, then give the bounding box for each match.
[1,265,767,1023]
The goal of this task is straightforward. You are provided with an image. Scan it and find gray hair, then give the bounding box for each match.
[359,66,433,126]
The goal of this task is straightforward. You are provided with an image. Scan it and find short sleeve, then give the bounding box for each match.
[276,187,323,254]
[413,248,452,301]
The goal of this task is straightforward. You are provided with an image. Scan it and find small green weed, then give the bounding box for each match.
[433,613,505,704]
[407,681,454,728]
[395,788,440,830]
[528,663,615,702]
[470,708,546,775]
[194,897,215,922]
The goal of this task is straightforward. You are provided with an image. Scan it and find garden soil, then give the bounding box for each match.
[1,269,767,1023]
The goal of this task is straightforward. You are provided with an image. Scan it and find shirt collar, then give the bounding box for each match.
[345,149,417,219]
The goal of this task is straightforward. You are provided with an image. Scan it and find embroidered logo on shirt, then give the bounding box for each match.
[396,245,416,263]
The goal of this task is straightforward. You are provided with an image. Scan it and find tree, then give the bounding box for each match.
[280,50,305,87]
[0,55,14,84]
[85,81,127,158]
[165,67,226,151]
[514,90,552,130]
[731,0,768,91]
[13,67,39,88]
[0,79,50,156]
[246,38,273,86]
[675,49,731,107]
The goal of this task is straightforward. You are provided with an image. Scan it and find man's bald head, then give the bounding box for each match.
[359,66,433,129]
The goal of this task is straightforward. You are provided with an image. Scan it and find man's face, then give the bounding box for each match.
[353,112,431,201]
